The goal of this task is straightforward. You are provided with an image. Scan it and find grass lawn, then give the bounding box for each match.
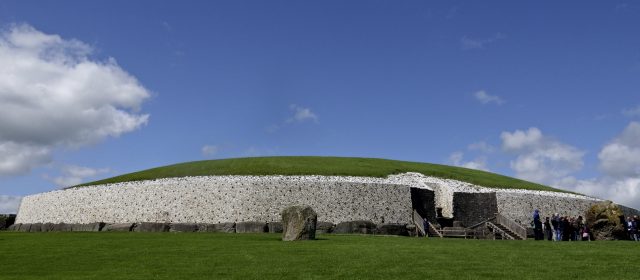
[1,232,637,279]
[77,156,562,193]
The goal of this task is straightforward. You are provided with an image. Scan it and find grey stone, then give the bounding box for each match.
[376,223,409,236]
[17,224,31,232]
[52,223,73,232]
[281,205,317,241]
[198,222,235,233]
[268,222,283,233]
[452,192,497,227]
[315,221,335,234]
[102,223,134,232]
[28,223,43,232]
[40,223,54,232]
[135,222,170,232]
[71,223,104,232]
[7,224,17,231]
[236,221,268,233]
[170,223,198,232]
[333,220,376,234]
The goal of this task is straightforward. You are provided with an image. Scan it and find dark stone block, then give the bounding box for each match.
[28,223,43,232]
[268,222,283,233]
[235,221,267,233]
[102,223,134,232]
[376,223,409,236]
[316,221,335,234]
[170,223,198,232]
[72,223,104,232]
[411,187,437,223]
[41,223,55,232]
[52,223,73,232]
[17,223,31,232]
[7,224,17,231]
[333,220,377,234]
[198,223,235,233]
[452,221,465,228]
[452,192,498,227]
[135,222,170,232]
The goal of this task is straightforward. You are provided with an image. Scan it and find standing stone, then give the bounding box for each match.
[281,205,317,241]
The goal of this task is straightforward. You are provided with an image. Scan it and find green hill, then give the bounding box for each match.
[75,156,565,193]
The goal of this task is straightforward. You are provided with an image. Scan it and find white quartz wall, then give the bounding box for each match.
[496,192,601,225]
[16,176,413,225]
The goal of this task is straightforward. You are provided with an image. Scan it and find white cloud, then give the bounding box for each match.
[0,24,150,176]
[467,141,495,153]
[0,195,22,214]
[598,122,640,178]
[47,165,110,187]
[473,90,505,105]
[201,145,219,157]
[460,33,506,50]
[501,127,584,184]
[622,105,640,118]
[287,104,318,123]
[448,151,490,172]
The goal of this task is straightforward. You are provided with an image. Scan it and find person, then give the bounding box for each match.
[544,217,552,241]
[552,213,561,241]
[533,209,543,240]
[582,224,590,241]
[627,217,637,241]
[562,216,571,241]
[422,217,429,238]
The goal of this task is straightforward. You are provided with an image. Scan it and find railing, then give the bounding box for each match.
[495,213,527,240]
[467,216,496,229]
[412,209,427,237]
[428,221,443,238]
[486,221,515,240]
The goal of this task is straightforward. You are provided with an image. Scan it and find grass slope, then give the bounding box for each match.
[1,232,638,279]
[78,156,562,192]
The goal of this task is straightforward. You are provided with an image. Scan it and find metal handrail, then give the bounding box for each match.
[428,221,443,238]
[412,209,427,237]
[467,216,497,229]
[486,221,515,240]
[495,213,527,240]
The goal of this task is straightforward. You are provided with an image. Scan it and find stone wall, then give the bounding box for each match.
[452,192,498,227]
[15,176,413,225]
[495,192,601,225]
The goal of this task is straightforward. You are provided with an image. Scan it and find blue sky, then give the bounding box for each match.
[1,1,639,212]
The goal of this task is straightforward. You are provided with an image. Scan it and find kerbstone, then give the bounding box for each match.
[268,222,283,233]
[197,222,235,233]
[236,221,267,233]
[333,220,376,234]
[135,222,170,232]
[102,223,134,232]
[170,223,198,232]
[281,206,317,241]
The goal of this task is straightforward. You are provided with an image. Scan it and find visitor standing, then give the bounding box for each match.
[552,213,561,241]
[544,217,552,241]
[627,217,637,241]
[422,217,429,238]
[533,209,543,240]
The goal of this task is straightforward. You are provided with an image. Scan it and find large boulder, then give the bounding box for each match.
[72,223,105,232]
[585,201,627,240]
[198,223,236,233]
[333,220,376,234]
[135,222,170,232]
[102,223,134,232]
[316,221,335,234]
[281,205,317,241]
[376,224,409,236]
[170,223,198,232]
[236,221,268,233]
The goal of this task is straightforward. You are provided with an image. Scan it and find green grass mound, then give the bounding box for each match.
[77,156,563,193]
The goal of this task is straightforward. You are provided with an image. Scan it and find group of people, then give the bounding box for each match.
[532,210,590,241]
[532,209,640,241]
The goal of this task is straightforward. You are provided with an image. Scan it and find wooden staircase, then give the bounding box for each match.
[414,209,528,240]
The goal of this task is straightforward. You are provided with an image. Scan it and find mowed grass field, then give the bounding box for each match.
[1,232,638,279]
[77,156,561,192]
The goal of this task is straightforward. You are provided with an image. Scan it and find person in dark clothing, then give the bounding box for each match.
[544,217,552,241]
[562,217,571,241]
[552,213,561,241]
[422,217,429,238]
[533,209,543,240]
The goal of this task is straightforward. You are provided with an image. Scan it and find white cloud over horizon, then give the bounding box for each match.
[0,195,22,214]
[267,104,318,133]
[501,127,585,184]
[448,151,490,172]
[0,24,151,176]
[622,105,640,117]
[473,90,505,105]
[45,165,110,187]
[201,145,219,157]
